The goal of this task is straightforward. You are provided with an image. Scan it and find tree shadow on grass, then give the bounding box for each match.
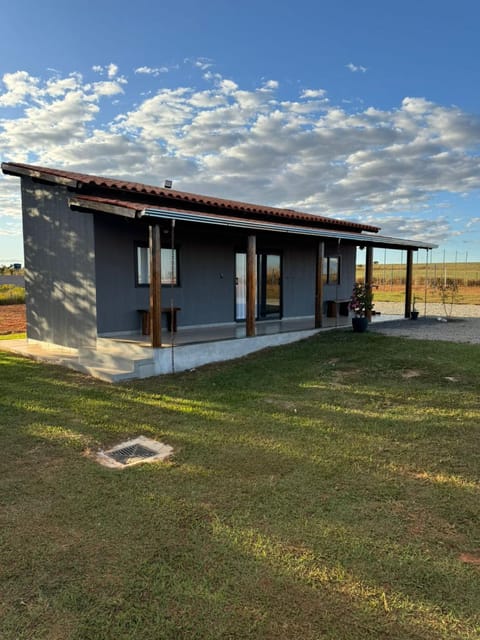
[1,336,479,639]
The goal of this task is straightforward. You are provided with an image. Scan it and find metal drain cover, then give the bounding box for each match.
[96,436,173,469]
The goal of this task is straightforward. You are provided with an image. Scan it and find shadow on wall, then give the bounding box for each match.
[23,181,97,348]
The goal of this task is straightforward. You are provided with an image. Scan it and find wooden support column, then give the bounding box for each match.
[365,245,374,321]
[315,241,325,328]
[246,235,257,337]
[404,249,413,318]
[149,223,162,348]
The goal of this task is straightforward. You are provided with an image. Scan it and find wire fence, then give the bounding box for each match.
[356,263,480,288]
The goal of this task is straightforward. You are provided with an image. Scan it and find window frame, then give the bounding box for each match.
[322,255,341,285]
[135,243,180,287]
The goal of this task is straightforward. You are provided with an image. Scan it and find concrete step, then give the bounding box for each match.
[77,363,138,383]
[95,337,152,359]
[79,349,137,372]
[79,345,157,382]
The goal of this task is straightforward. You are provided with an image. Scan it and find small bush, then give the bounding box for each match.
[0,285,25,305]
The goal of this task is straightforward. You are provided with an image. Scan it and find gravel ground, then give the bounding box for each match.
[371,302,480,344]
[375,301,480,318]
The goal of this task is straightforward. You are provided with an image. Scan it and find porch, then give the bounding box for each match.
[1,313,400,383]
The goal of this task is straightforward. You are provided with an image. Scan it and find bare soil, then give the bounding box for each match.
[0,304,26,334]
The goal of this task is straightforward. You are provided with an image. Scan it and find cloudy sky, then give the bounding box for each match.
[1,0,480,263]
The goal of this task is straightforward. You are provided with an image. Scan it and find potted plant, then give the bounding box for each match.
[349,283,374,332]
[411,296,419,320]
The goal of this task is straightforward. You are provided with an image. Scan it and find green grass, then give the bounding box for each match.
[356,262,480,285]
[0,332,26,340]
[0,284,25,305]
[1,332,479,639]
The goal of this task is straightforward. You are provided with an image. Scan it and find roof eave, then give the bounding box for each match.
[1,162,78,188]
[69,196,138,219]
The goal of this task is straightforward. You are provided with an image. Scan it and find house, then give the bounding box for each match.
[1,162,435,380]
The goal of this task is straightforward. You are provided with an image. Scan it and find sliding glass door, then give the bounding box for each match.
[259,254,281,318]
[235,252,281,320]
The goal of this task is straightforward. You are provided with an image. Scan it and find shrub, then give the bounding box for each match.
[0,285,25,305]
[430,278,460,318]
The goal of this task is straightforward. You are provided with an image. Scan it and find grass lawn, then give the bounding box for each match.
[1,331,479,639]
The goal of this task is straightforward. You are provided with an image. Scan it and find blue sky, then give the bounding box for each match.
[1,0,479,264]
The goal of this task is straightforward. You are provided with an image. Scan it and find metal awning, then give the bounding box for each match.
[139,207,437,250]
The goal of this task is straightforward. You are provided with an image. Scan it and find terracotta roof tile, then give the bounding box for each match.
[1,161,380,233]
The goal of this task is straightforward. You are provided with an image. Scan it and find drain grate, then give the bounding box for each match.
[108,443,158,465]
[96,436,173,469]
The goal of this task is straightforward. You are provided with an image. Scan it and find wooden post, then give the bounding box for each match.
[246,235,257,337]
[149,223,162,348]
[315,241,325,328]
[365,245,373,322]
[404,249,413,318]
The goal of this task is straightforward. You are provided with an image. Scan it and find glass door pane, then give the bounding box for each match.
[236,252,280,320]
[235,252,260,320]
[235,253,247,320]
[264,254,281,317]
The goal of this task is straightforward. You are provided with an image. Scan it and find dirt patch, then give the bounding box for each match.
[459,553,480,566]
[0,304,26,334]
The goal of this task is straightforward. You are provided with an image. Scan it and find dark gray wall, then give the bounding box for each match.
[94,215,150,334]
[21,180,97,347]
[94,220,357,334]
[94,221,241,333]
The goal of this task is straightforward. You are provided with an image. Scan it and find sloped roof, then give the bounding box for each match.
[1,161,379,233]
[69,194,436,250]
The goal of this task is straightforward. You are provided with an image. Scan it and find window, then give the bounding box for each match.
[136,245,178,286]
[328,257,339,284]
[322,256,341,285]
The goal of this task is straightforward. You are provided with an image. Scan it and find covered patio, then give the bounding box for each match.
[3,311,403,382]
[74,197,434,350]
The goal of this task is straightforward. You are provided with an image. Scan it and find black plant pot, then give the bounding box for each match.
[410,311,419,320]
[352,317,369,333]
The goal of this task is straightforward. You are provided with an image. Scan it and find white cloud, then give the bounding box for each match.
[346,63,367,73]
[92,81,125,97]
[92,63,125,83]
[135,66,169,76]
[92,63,116,77]
[2,67,480,249]
[219,79,238,94]
[189,57,214,71]
[301,89,327,99]
[0,219,21,236]
[0,71,40,107]
[262,80,279,91]
[107,63,118,79]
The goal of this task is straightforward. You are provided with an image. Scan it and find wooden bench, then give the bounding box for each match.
[137,308,181,335]
[326,300,350,318]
